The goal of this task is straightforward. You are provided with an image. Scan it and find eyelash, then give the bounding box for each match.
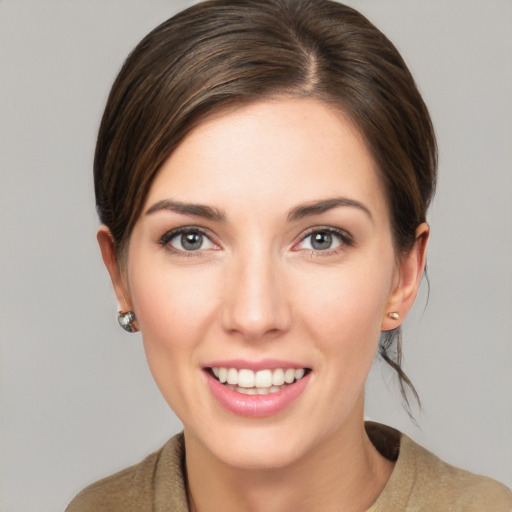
[158,226,219,257]
[295,226,354,256]
[158,226,354,256]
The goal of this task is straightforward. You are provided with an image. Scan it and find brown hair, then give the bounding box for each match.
[94,0,437,410]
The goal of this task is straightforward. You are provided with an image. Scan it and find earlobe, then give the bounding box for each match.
[382,223,429,331]
[97,226,133,314]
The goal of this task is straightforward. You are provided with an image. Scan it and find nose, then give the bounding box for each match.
[221,249,292,341]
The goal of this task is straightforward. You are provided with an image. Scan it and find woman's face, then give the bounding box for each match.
[106,98,424,470]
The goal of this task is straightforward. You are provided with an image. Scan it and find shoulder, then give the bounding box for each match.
[401,435,512,512]
[402,434,512,510]
[65,433,187,512]
[366,422,512,511]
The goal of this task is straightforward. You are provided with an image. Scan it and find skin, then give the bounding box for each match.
[99,98,428,512]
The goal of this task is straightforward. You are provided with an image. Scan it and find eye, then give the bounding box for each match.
[160,227,218,253]
[295,228,352,252]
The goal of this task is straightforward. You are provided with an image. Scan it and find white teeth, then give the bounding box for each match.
[284,368,295,384]
[255,369,272,388]
[227,368,238,385]
[238,369,255,388]
[210,366,307,392]
[236,387,256,395]
[272,368,285,386]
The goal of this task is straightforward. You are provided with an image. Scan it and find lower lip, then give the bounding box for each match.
[205,371,311,418]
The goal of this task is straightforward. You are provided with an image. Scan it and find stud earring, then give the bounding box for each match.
[386,312,399,320]
[117,311,138,333]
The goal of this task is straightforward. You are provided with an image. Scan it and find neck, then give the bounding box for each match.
[185,407,394,512]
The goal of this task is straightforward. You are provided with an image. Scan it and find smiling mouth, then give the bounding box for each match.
[207,367,310,395]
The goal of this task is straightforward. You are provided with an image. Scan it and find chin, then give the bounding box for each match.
[213,437,308,471]
[187,418,334,472]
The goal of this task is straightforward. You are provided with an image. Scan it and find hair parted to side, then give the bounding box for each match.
[94,0,437,413]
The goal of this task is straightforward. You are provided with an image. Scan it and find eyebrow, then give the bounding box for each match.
[145,199,227,221]
[145,196,372,224]
[286,197,373,223]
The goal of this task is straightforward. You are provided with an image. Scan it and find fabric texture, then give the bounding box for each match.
[66,422,512,512]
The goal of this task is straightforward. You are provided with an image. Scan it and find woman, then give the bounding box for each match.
[66,0,512,510]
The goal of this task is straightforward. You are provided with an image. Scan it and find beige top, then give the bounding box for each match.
[66,422,512,512]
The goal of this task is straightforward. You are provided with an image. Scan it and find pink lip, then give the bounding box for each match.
[205,370,311,418]
[204,359,306,371]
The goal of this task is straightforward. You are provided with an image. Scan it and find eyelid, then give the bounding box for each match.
[157,224,353,256]
[158,225,221,254]
[292,226,354,252]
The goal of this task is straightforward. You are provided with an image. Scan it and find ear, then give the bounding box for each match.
[97,226,133,314]
[381,223,429,331]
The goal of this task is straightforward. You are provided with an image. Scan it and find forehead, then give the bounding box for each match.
[145,98,388,221]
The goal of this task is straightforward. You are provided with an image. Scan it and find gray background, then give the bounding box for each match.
[1,1,511,511]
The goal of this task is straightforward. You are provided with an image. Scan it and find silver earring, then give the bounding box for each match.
[387,312,399,320]
[117,311,138,333]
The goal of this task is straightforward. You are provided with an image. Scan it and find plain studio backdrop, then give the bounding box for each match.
[1,1,511,511]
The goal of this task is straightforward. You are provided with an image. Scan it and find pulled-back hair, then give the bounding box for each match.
[95,0,437,410]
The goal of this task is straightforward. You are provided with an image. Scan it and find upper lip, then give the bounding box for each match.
[203,359,310,371]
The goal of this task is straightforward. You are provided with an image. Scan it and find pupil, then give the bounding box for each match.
[182,232,202,250]
[311,232,332,250]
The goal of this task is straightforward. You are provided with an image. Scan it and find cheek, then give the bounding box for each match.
[303,264,394,408]
[127,260,221,410]
[294,258,394,354]
[129,258,217,339]
[127,260,222,406]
